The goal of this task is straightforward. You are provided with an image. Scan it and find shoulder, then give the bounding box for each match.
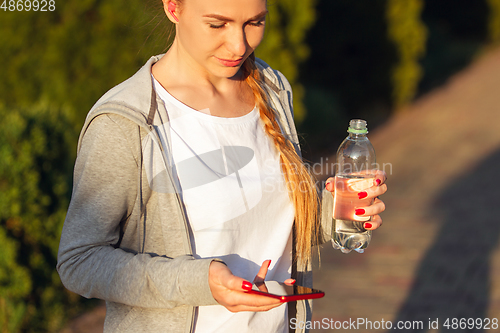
[80,113,142,161]
[255,58,293,95]
[79,55,165,148]
[254,58,300,149]
[87,55,163,122]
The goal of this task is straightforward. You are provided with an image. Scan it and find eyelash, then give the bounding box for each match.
[250,21,265,27]
[209,21,265,29]
[209,24,225,29]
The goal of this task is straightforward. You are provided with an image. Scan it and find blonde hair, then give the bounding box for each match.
[242,55,319,265]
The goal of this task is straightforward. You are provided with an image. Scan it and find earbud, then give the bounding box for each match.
[167,2,179,22]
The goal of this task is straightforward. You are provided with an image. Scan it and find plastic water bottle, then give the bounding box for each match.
[332,119,376,253]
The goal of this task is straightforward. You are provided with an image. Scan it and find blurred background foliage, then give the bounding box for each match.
[0,0,498,331]
[386,0,427,110]
[488,0,500,43]
[0,103,78,332]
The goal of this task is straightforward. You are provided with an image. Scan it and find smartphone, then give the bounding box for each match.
[246,281,325,302]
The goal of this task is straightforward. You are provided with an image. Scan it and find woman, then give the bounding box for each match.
[57,0,387,332]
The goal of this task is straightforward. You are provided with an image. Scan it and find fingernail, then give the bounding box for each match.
[267,260,272,268]
[364,222,372,229]
[242,281,252,291]
[290,279,296,284]
[355,209,365,215]
[376,179,381,186]
[358,191,368,199]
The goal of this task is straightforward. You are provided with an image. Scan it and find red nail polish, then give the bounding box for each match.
[364,222,372,229]
[358,191,368,199]
[290,279,296,285]
[325,181,333,191]
[376,179,381,186]
[267,260,272,268]
[355,209,365,215]
[242,281,252,291]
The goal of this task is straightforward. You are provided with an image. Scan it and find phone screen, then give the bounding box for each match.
[246,281,325,302]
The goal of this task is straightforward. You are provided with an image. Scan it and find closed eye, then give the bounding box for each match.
[249,19,265,27]
[209,23,226,29]
[204,10,267,30]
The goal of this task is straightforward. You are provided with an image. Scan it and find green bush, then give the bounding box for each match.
[0,103,82,332]
[0,0,165,124]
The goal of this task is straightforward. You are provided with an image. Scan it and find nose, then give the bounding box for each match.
[226,27,248,57]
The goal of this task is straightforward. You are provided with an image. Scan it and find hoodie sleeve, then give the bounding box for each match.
[57,113,219,309]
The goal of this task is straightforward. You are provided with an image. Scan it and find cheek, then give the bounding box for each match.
[179,24,216,54]
[246,28,265,50]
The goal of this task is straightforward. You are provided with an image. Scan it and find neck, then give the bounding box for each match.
[151,41,255,117]
[152,40,245,95]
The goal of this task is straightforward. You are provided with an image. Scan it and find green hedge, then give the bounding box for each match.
[0,103,81,332]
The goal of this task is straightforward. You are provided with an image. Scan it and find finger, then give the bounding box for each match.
[284,278,296,285]
[209,261,252,292]
[363,215,382,230]
[357,183,387,200]
[220,271,253,292]
[231,287,283,308]
[372,170,387,186]
[223,289,283,311]
[209,262,284,312]
[231,277,254,292]
[226,300,285,313]
[325,177,335,192]
[256,282,269,293]
[253,260,271,284]
[353,198,386,221]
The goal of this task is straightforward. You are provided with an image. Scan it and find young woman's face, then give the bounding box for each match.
[174,0,267,79]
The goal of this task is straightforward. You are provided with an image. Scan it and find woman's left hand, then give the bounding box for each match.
[324,170,387,230]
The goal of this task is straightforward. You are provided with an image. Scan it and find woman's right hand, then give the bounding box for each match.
[208,260,286,312]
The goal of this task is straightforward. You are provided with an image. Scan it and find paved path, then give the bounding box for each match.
[311,46,500,332]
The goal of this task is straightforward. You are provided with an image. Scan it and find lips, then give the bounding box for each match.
[216,57,243,67]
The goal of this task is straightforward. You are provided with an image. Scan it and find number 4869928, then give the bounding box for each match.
[1,0,55,11]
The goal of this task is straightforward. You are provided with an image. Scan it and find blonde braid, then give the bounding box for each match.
[243,56,319,265]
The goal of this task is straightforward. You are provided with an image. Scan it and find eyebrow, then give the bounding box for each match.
[202,10,268,22]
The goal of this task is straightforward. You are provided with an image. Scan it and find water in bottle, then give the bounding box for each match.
[332,119,376,253]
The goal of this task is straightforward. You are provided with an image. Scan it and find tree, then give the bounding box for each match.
[386,0,427,109]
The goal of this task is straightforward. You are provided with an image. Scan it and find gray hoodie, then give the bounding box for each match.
[57,54,334,333]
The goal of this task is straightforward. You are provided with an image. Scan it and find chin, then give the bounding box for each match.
[212,66,244,79]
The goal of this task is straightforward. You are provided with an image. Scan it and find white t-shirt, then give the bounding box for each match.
[152,76,295,333]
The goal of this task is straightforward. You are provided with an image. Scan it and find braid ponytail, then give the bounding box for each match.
[242,55,319,265]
